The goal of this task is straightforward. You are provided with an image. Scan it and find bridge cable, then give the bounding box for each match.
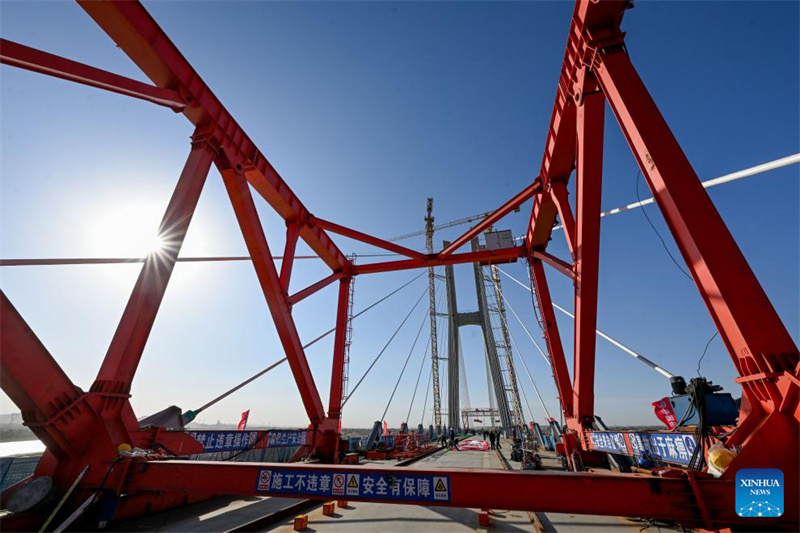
[420,366,433,427]
[406,337,431,425]
[406,280,443,423]
[505,320,554,421]
[406,281,446,424]
[497,267,675,379]
[185,271,425,420]
[341,287,428,407]
[380,307,430,424]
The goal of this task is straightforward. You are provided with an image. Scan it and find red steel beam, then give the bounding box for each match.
[93,131,216,395]
[119,459,749,530]
[288,272,345,306]
[0,38,185,109]
[524,0,628,250]
[353,246,524,276]
[527,194,560,250]
[0,291,84,459]
[529,259,573,419]
[327,277,352,420]
[595,42,800,411]
[572,68,604,423]
[532,250,574,279]
[221,167,326,425]
[548,182,577,260]
[312,217,426,261]
[279,223,301,292]
[77,0,348,272]
[438,182,539,258]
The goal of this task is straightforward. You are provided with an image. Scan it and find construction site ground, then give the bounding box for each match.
[110,437,644,532]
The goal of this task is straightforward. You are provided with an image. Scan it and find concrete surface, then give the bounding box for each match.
[109,495,300,532]
[495,437,641,533]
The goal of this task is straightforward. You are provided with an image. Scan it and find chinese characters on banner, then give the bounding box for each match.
[189,431,261,453]
[189,430,309,453]
[588,431,697,466]
[652,397,678,429]
[256,469,451,503]
[267,430,308,448]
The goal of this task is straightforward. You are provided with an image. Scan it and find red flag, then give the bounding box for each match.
[652,397,678,429]
[382,420,389,436]
[238,409,250,431]
[529,421,535,431]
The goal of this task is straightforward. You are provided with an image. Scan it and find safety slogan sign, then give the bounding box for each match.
[255,469,450,503]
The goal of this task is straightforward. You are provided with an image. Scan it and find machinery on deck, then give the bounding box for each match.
[0,0,797,531]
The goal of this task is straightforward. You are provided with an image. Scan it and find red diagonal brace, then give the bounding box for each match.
[353,246,524,275]
[596,48,799,404]
[79,0,349,272]
[527,194,560,250]
[289,272,345,306]
[529,259,574,419]
[280,223,301,292]
[532,250,574,280]
[0,291,83,459]
[438,182,538,259]
[549,181,577,260]
[221,167,326,425]
[0,39,185,109]
[312,217,426,261]
[94,130,216,395]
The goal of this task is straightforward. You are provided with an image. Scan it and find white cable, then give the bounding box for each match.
[497,267,675,379]
[506,324,553,421]
[500,291,552,369]
[514,153,800,237]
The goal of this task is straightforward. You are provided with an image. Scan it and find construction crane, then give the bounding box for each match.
[425,198,442,432]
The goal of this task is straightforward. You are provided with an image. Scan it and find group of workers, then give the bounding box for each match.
[482,428,503,449]
[435,427,508,450]
[437,427,458,449]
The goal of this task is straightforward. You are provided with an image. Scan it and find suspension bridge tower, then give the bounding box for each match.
[442,234,525,433]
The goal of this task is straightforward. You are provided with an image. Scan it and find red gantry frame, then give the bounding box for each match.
[0,1,797,530]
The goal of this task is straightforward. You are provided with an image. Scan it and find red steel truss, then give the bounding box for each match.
[0,1,797,530]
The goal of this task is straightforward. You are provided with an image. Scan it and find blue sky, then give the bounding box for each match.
[1,1,797,429]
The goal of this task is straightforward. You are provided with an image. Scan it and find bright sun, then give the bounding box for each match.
[91,203,167,257]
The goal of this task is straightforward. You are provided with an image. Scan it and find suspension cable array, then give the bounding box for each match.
[342,287,428,407]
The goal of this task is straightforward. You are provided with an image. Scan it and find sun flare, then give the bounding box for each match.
[91,203,166,258]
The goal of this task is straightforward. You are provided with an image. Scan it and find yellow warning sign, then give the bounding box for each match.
[348,476,359,488]
[433,476,449,501]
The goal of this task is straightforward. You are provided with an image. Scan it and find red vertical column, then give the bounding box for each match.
[93,130,217,396]
[328,276,352,421]
[572,69,605,424]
